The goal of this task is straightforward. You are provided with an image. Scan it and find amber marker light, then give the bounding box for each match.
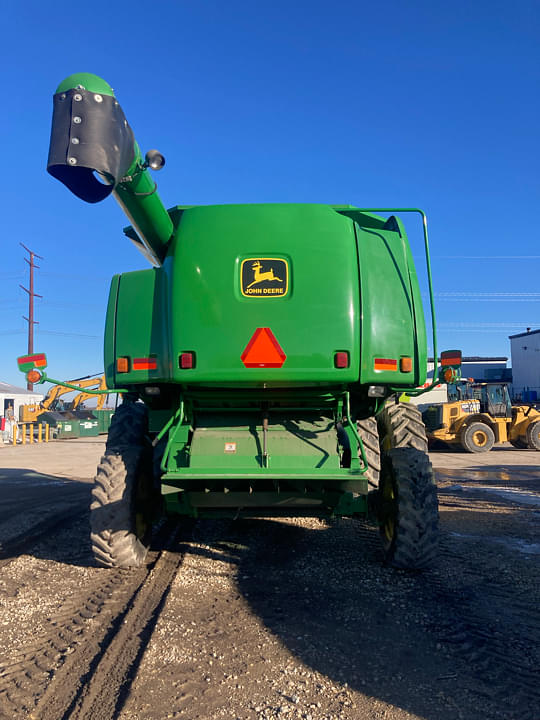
[26,370,42,384]
[400,357,413,373]
[116,357,129,373]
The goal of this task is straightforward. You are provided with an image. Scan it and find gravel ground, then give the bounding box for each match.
[0,439,538,720]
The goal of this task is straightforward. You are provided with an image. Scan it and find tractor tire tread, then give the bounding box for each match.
[105,402,148,451]
[378,403,428,453]
[356,417,381,488]
[381,448,438,570]
[90,403,151,568]
[91,451,148,568]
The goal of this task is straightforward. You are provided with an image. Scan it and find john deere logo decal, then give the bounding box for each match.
[241,258,289,298]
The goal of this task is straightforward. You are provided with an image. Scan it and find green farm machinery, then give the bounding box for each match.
[19,72,451,570]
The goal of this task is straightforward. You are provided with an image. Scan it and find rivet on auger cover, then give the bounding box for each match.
[37,72,449,570]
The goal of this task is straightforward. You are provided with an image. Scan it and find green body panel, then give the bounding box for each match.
[104,275,119,388]
[188,414,339,470]
[106,268,171,385]
[355,221,426,387]
[105,203,426,391]
[168,204,359,386]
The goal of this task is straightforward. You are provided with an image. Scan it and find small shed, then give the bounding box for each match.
[0,381,44,421]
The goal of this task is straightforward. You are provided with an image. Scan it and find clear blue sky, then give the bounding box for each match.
[1,0,539,388]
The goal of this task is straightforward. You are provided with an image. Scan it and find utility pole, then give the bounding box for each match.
[20,244,43,391]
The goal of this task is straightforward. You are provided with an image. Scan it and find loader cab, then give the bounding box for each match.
[477,383,512,418]
[448,382,512,418]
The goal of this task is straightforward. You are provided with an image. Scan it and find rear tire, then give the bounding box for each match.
[378,448,438,569]
[373,401,438,569]
[377,403,428,453]
[90,403,153,568]
[526,420,540,450]
[460,422,495,453]
[356,417,381,488]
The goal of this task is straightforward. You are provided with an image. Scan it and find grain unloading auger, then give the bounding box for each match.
[20,72,460,570]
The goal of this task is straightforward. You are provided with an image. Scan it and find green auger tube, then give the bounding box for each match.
[47,72,173,265]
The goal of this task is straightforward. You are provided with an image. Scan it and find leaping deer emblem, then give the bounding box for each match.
[246,260,283,289]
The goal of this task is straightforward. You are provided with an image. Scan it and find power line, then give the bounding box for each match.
[436,298,540,302]
[441,322,540,328]
[436,292,540,297]
[432,292,540,302]
[441,328,531,334]
[435,255,540,260]
[37,329,100,339]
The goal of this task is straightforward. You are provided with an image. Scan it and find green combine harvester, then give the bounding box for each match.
[19,73,457,570]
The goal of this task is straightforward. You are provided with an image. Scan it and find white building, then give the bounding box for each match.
[410,356,509,410]
[0,381,44,421]
[509,328,540,402]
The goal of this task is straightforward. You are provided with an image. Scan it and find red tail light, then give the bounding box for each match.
[179,352,195,369]
[334,351,349,368]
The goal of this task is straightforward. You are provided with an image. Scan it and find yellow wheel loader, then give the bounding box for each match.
[422,381,540,453]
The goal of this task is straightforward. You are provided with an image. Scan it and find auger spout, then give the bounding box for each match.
[47,72,173,265]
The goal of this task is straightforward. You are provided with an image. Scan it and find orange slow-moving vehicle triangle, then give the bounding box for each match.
[241,328,286,368]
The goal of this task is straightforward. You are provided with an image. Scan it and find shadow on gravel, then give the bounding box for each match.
[0,467,90,486]
[181,513,539,720]
[0,468,93,567]
[189,517,473,720]
[26,511,96,567]
[0,468,91,519]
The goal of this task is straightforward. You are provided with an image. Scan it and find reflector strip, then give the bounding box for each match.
[441,355,462,366]
[18,353,46,367]
[132,357,157,371]
[374,358,397,371]
[241,328,286,368]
